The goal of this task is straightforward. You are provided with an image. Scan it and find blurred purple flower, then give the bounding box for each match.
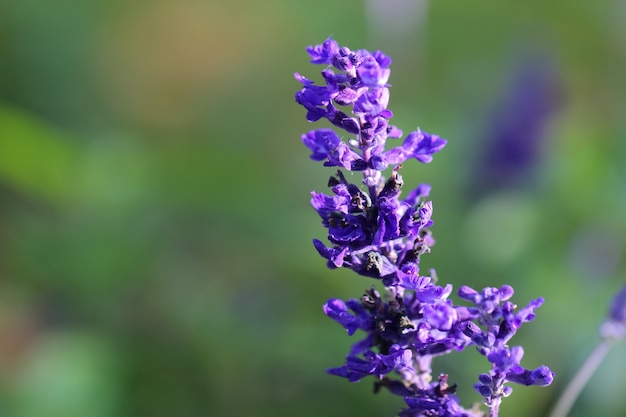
[600,284,626,340]
[468,53,564,196]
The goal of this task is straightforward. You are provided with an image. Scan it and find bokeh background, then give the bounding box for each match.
[1,1,626,416]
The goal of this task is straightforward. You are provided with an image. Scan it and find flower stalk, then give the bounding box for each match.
[295,37,554,417]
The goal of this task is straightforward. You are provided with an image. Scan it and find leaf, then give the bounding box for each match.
[0,105,80,204]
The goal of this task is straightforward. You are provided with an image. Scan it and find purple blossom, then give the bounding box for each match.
[506,365,554,386]
[466,53,563,197]
[296,38,552,417]
[357,59,391,87]
[327,345,413,382]
[294,40,445,180]
[608,284,626,325]
[323,298,363,336]
[385,130,448,165]
[458,286,554,409]
[301,128,341,161]
[423,301,458,331]
[353,87,392,118]
[599,284,626,340]
[306,37,340,65]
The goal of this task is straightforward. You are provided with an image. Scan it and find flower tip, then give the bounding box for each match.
[506,365,555,387]
[609,284,626,324]
[306,37,340,65]
[458,285,479,302]
[530,366,555,386]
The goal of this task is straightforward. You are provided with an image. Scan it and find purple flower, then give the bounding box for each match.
[357,58,391,87]
[302,129,341,161]
[371,49,392,69]
[466,53,563,196]
[312,239,346,268]
[326,142,365,170]
[296,38,552,417]
[608,284,626,324]
[423,302,458,331]
[506,365,554,386]
[396,263,429,291]
[458,286,553,406]
[353,87,393,118]
[323,298,363,336]
[306,37,340,65]
[385,130,448,165]
[295,38,447,180]
[599,284,626,340]
[327,345,413,382]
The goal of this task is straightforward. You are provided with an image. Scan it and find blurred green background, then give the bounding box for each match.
[1,1,626,416]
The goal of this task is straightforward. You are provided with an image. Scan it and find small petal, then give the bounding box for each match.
[357,59,390,87]
[326,142,364,171]
[474,382,493,398]
[312,239,346,268]
[423,302,457,331]
[399,130,447,164]
[487,346,525,371]
[295,86,331,122]
[293,72,314,85]
[302,129,341,161]
[372,50,392,68]
[458,285,480,302]
[353,88,391,117]
[323,298,361,335]
[306,37,339,64]
[334,88,360,105]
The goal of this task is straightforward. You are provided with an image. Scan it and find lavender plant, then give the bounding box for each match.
[295,38,554,417]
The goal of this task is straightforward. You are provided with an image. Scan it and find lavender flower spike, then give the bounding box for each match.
[296,38,552,417]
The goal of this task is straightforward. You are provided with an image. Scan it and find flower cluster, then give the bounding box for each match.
[295,38,445,289]
[296,38,553,417]
[459,286,553,410]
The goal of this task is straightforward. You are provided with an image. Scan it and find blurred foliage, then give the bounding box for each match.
[1,0,625,416]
